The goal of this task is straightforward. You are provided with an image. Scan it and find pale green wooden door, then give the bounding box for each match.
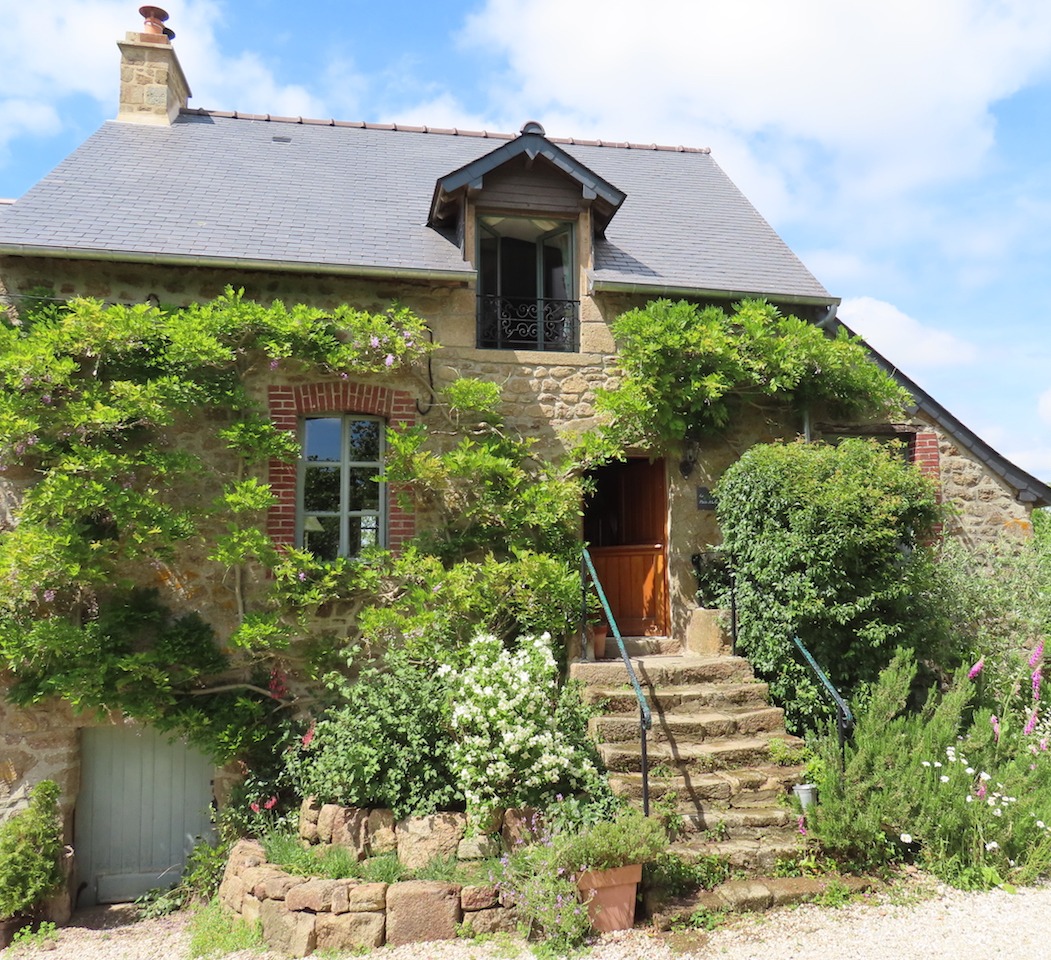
[75,726,214,905]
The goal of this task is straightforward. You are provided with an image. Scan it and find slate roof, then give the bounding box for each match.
[0,111,833,304]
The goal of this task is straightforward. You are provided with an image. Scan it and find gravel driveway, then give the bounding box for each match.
[4,881,1049,959]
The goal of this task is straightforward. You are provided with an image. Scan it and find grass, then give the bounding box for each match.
[188,899,265,958]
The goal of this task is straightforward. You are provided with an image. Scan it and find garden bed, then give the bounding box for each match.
[218,798,523,956]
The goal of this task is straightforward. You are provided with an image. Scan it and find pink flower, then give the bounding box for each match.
[968,658,984,680]
[301,723,315,748]
[991,714,1001,742]
[250,802,261,814]
[264,796,278,810]
[1025,708,1039,736]
[797,815,807,836]
[976,782,987,800]
[1030,642,1045,668]
[1034,668,1043,701]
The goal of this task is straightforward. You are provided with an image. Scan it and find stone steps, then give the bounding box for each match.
[584,680,772,714]
[591,705,787,744]
[570,654,756,688]
[599,732,800,774]
[571,650,807,874]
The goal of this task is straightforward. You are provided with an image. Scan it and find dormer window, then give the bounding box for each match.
[477,215,577,352]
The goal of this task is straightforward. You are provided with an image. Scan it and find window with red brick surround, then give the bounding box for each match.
[267,383,416,552]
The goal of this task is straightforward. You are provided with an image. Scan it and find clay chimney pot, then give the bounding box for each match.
[138,6,171,35]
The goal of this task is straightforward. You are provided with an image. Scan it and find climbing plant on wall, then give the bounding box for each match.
[0,289,433,761]
[597,298,910,448]
[0,287,596,769]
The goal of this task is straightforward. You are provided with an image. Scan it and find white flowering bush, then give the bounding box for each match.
[444,632,601,823]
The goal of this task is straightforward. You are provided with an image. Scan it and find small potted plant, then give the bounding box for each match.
[559,806,668,932]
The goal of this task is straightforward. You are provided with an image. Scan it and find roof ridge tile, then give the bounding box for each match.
[177,108,709,153]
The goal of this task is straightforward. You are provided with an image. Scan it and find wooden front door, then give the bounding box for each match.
[584,458,669,636]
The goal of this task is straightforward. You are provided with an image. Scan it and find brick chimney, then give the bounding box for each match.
[117,6,191,125]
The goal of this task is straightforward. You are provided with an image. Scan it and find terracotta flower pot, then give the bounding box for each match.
[576,863,642,932]
[591,623,609,660]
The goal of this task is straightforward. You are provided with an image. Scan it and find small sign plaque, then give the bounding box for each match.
[696,486,717,510]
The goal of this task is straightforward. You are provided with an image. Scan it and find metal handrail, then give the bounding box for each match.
[581,546,653,815]
[792,635,854,768]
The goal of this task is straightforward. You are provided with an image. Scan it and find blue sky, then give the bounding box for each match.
[4,0,1051,482]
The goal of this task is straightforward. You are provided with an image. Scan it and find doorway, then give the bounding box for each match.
[75,726,215,906]
[583,458,669,636]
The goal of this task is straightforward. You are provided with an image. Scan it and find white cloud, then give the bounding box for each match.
[459,0,1051,229]
[837,296,979,369]
[1038,387,1051,426]
[0,0,333,153]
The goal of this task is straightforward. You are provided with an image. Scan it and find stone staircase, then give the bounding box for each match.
[569,642,807,873]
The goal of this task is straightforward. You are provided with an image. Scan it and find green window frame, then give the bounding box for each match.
[297,414,385,559]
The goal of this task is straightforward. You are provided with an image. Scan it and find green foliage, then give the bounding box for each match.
[809,649,1051,887]
[283,648,462,818]
[556,806,668,871]
[135,834,231,918]
[384,379,586,564]
[359,852,406,885]
[496,806,667,953]
[643,852,731,896]
[934,533,1051,708]
[598,298,909,448]
[715,439,943,732]
[0,289,435,763]
[0,780,63,920]
[188,898,265,958]
[9,920,58,949]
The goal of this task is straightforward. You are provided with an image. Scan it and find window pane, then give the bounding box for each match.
[303,515,340,561]
[543,231,571,300]
[303,466,341,512]
[304,418,341,462]
[349,515,380,554]
[347,467,380,511]
[346,419,381,462]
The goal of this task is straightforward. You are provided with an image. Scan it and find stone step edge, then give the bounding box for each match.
[646,874,882,928]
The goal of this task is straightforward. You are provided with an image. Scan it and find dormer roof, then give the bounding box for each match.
[429,121,627,236]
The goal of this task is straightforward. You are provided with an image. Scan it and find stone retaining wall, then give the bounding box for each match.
[219,832,519,957]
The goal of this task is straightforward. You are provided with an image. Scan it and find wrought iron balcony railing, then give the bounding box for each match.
[477,295,580,351]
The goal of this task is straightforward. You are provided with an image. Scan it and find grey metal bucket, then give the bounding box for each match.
[793,783,818,810]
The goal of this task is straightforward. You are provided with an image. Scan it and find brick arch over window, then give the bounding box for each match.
[267,383,417,551]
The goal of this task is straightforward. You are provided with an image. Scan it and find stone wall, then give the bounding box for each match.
[219,798,524,956]
[0,253,1043,839]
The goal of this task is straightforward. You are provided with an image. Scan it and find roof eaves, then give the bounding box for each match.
[589,276,839,308]
[0,242,475,285]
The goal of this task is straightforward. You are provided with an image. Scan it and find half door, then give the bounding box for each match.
[584,458,669,636]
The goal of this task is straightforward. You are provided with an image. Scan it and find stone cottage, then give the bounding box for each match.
[0,8,1048,911]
